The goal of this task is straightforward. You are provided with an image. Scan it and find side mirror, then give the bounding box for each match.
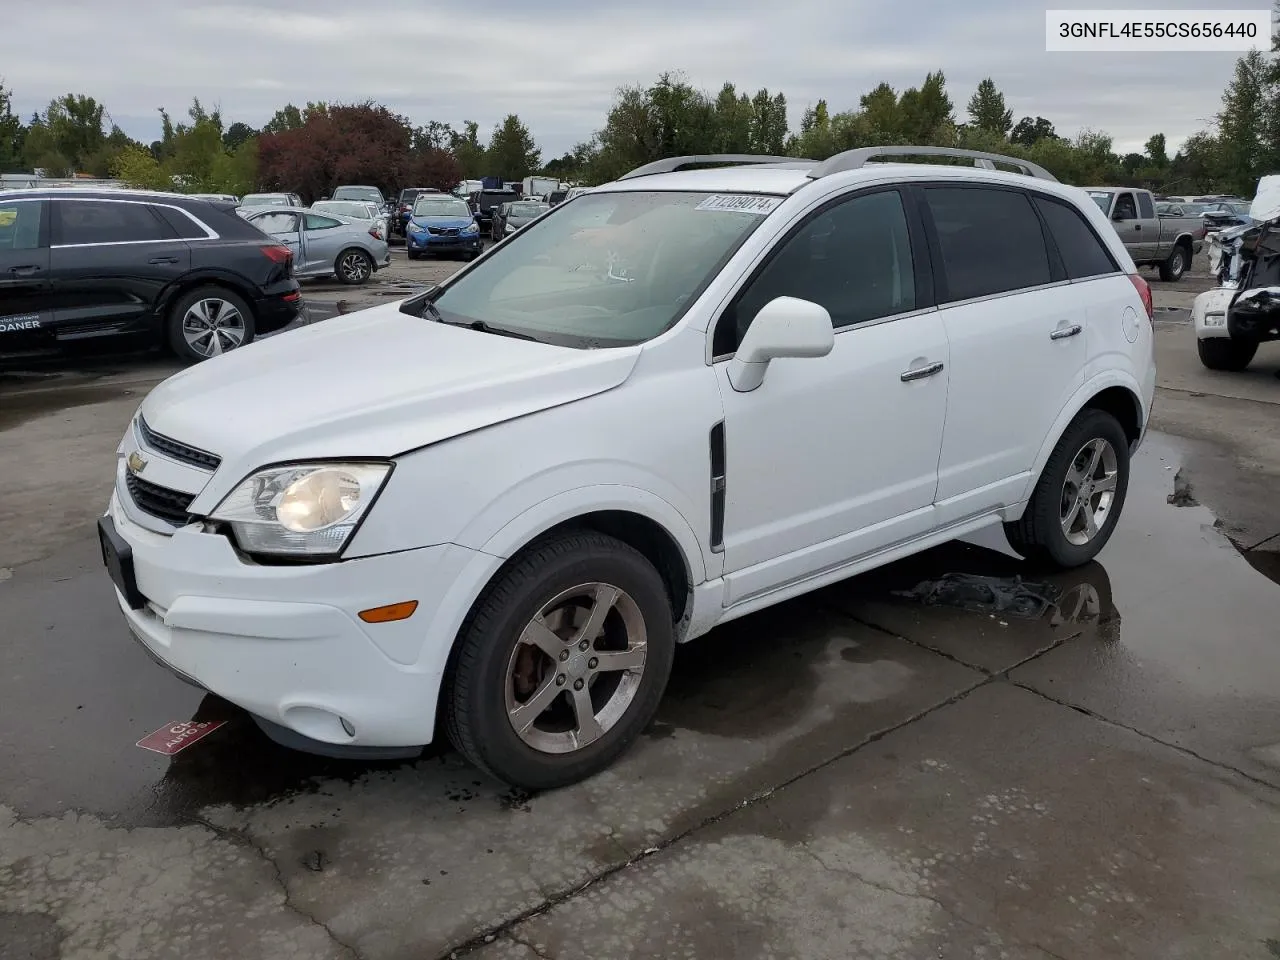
[727,296,834,392]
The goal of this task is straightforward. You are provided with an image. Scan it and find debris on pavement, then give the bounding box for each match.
[893,573,1061,620]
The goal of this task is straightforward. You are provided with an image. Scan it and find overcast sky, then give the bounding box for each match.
[0,0,1258,159]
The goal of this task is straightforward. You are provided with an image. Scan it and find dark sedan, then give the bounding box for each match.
[0,189,301,363]
[489,200,551,240]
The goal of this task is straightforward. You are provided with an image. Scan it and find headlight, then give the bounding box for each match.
[210,462,392,557]
[463,222,478,234]
[408,222,426,233]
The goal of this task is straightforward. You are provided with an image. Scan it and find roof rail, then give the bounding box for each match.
[617,154,811,181]
[807,146,1057,182]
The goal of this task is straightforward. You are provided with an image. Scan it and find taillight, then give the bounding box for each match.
[1127,273,1153,322]
[260,244,292,263]
[369,225,381,239]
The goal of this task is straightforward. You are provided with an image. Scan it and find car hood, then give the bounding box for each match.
[139,302,640,502]
[411,216,475,228]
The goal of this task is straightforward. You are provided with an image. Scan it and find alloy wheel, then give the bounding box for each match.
[340,251,371,283]
[1059,438,1119,546]
[182,298,246,358]
[504,582,648,754]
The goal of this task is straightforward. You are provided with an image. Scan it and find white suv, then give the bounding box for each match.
[100,147,1156,788]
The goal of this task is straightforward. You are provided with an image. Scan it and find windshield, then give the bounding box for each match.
[314,201,373,219]
[1180,203,1210,215]
[414,198,471,218]
[333,186,382,202]
[509,203,550,219]
[242,195,288,207]
[1086,191,1113,214]
[429,190,777,348]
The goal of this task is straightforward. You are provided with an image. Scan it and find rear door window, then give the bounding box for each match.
[53,200,173,245]
[253,212,300,234]
[923,187,1051,302]
[1033,196,1119,280]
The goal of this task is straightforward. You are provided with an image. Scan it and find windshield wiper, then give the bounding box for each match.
[417,296,541,341]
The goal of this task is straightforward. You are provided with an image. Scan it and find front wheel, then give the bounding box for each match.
[444,531,675,789]
[1197,336,1257,371]
[336,248,374,285]
[1159,245,1189,282]
[1004,409,1130,568]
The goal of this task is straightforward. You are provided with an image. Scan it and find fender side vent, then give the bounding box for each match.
[709,420,726,553]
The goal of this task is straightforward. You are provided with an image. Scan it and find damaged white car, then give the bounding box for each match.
[1193,175,1280,370]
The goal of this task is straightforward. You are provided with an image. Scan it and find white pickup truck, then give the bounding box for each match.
[1085,187,1205,282]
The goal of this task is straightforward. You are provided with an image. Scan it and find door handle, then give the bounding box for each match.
[9,265,40,276]
[1134,224,1142,231]
[900,361,944,382]
[1050,323,1083,340]
[148,256,180,265]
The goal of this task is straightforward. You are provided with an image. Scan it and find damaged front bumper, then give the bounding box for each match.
[1204,213,1280,344]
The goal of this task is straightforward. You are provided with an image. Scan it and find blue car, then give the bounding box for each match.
[405,195,483,260]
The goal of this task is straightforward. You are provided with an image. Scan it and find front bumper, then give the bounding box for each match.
[406,230,482,253]
[104,492,478,751]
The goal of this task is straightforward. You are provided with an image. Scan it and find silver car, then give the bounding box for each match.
[246,206,390,285]
[311,199,390,242]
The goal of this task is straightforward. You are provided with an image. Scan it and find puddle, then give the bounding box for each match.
[0,382,142,433]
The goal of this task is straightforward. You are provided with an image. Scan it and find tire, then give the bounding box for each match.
[335,248,374,285]
[167,285,256,363]
[1003,409,1130,569]
[407,250,421,261]
[1197,336,1257,371]
[1158,244,1189,282]
[444,530,675,790]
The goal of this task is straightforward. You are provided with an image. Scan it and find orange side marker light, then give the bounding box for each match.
[358,601,419,623]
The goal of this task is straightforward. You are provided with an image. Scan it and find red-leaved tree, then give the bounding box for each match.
[257,101,462,201]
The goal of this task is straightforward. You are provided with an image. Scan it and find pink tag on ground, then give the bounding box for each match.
[136,720,226,756]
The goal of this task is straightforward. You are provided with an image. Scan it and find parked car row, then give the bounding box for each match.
[243,206,391,284]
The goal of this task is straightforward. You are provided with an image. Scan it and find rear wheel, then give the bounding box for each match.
[1197,336,1257,371]
[167,286,255,363]
[336,248,374,285]
[444,531,675,789]
[1004,409,1130,568]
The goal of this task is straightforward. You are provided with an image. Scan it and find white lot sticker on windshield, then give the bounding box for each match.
[695,195,783,215]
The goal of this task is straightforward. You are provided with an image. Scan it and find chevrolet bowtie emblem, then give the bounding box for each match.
[127,451,148,474]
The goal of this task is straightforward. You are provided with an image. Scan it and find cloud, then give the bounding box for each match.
[0,0,1251,158]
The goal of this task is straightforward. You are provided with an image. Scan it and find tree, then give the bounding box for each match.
[486,114,541,179]
[262,103,304,134]
[712,83,753,153]
[1218,48,1269,195]
[898,71,954,143]
[1010,116,1057,147]
[750,88,788,154]
[257,101,419,201]
[23,93,108,175]
[448,121,486,177]
[0,82,25,172]
[1144,133,1169,166]
[967,78,1012,136]
[110,144,169,190]
[223,122,256,151]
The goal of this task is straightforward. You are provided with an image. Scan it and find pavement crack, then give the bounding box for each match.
[185,815,362,959]
[822,600,1083,677]
[1008,681,1280,792]
[505,932,556,959]
[442,677,991,958]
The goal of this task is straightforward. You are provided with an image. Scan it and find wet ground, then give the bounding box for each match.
[1,253,1279,959]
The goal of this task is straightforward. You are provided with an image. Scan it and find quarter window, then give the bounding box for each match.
[1137,192,1155,219]
[924,187,1051,302]
[719,189,916,353]
[0,200,42,250]
[1033,196,1118,280]
[54,200,171,245]
[305,214,342,230]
